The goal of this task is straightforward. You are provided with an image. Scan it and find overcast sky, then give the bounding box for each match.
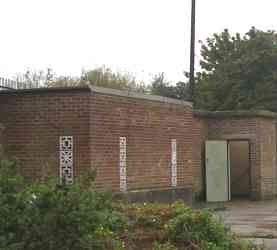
[0,0,277,83]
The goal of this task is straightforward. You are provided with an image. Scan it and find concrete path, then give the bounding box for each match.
[215,200,277,249]
[243,238,277,250]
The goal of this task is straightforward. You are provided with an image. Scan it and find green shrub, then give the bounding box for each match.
[0,158,24,249]
[0,161,125,250]
[17,184,125,249]
[166,207,231,250]
[0,158,265,250]
[230,237,265,250]
[120,202,264,250]
[152,242,177,250]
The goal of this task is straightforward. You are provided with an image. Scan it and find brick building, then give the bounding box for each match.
[195,110,277,201]
[0,86,276,202]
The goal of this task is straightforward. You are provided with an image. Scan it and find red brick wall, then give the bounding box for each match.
[90,92,197,192]
[0,88,200,198]
[191,117,206,196]
[2,88,276,201]
[0,123,4,155]
[259,119,277,199]
[0,89,91,181]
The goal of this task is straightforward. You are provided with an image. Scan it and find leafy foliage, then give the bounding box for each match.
[0,158,263,250]
[119,202,263,250]
[152,242,178,250]
[167,208,230,250]
[196,27,277,111]
[0,160,125,250]
[150,73,190,100]
[46,75,84,88]
[81,67,146,92]
[0,158,24,250]
[45,66,147,92]
[15,66,147,92]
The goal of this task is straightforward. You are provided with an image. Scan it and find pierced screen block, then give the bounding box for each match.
[171,139,177,187]
[59,136,73,184]
[119,137,127,192]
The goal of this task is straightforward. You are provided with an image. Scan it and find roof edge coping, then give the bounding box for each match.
[89,85,193,107]
[194,110,277,119]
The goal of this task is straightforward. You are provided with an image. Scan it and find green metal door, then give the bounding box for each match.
[206,141,230,202]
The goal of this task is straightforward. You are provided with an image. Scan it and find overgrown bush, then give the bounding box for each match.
[152,242,178,250]
[166,207,231,250]
[0,158,264,250]
[0,160,125,250]
[0,158,24,249]
[119,202,264,250]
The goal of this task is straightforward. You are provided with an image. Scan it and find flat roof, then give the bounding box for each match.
[194,110,277,119]
[0,86,193,108]
[89,86,193,107]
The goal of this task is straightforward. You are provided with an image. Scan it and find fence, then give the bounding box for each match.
[0,77,41,90]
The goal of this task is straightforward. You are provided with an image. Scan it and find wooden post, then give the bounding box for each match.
[190,0,196,103]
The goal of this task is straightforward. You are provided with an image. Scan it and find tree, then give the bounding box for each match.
[15,67,146,92]
[150,73,190,100]
[46,75,85,88]
[151,73,175,98]
[80,67,146,92]
[196,27,277,111]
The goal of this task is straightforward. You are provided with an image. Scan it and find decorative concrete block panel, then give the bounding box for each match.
[171,139,177,187]
[59,136,73,184]
[119,137,127,192]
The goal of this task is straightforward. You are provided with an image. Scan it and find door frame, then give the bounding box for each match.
[227,139,251,199]
[205,139,252,202]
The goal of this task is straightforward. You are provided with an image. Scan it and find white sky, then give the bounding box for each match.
[0,0,277,83]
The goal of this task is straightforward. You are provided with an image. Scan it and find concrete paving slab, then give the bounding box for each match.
[215,200,277,238]
[243,238,277,250]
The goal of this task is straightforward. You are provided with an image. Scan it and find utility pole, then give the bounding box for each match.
[190,0,196,103]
